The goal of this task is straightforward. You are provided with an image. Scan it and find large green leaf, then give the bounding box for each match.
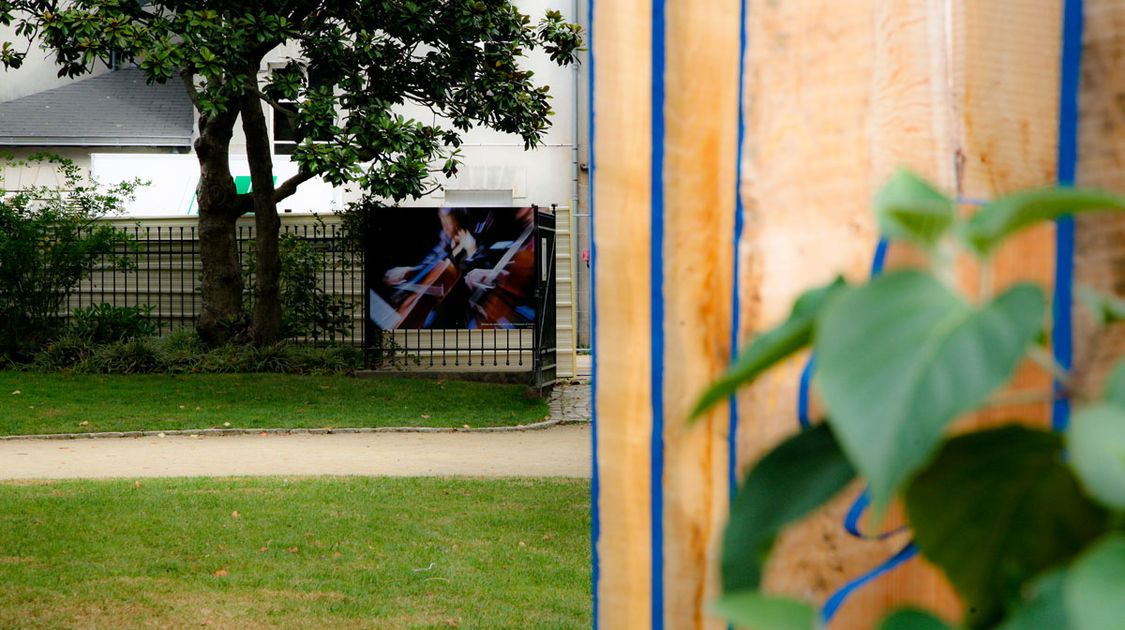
[994,571,1070,630]
[960,189,1125,257]
[904,426,1107,629]
[691,277,846,419]
[878,609,953,630]
[711,591,816,630]
[816,271,1045,513]
[874,169,955,251]
[1067,404,1125,509]
[722,423,855,592]
[1063,535,1125,630]
[1103,359,1125,409]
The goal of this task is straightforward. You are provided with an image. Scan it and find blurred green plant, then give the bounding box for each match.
[695,170,1125,630]
[0,153,138,361]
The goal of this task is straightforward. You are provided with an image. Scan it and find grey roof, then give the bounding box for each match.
[0,68,193,147]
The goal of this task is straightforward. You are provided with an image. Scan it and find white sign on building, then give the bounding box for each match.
[91,153,343,218]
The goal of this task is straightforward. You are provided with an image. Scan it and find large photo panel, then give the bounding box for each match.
[366,207,537,330]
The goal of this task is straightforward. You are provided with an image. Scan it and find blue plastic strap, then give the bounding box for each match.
[870,237,889,276]
[729,0,749,503]
[1053,0,1083,432]
[650,0,667,624]
[797,357,816,429]
[821,543,920,623]
[843,488,909,540]
[587,0,599,624]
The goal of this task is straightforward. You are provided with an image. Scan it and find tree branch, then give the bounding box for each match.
[274,167,316,203]
[179,67,205,111]
[418,181,443,197]
[246,82,298,125]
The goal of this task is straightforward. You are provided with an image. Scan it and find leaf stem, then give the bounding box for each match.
[1027,345,1075,396]
[978,258,995,303]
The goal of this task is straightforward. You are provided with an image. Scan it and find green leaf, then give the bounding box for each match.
[1103,359,1125,409]
[994,571,1070,630]
[1067,404,1125,509]
[691,277,846,419]
[961,189,1125,257]
[1076,286,1125,329]
[711,591,816,630]
[874,169,955,250]
[1063,535,1125,630]
[905,426,1107,629]
[878,609,953,630]
[722,423,854,592]
[817,271,1045,514]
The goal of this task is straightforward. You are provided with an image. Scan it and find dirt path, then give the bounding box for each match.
[0,424,590,480]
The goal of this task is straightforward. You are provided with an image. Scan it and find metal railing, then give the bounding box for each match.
[66,215,553,378]
[67,218,363,346]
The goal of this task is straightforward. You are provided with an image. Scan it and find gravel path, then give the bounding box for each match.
[0,384,592,481]
[0,424,590,480]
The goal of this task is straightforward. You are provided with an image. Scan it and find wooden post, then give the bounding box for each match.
[592,1,1084,628]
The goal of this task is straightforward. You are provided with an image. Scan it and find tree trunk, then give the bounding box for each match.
[240,88,284,346]
[194,109,246,345]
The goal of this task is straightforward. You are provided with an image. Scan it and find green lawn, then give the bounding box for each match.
[0,477,591,629]
[0,373,548,436]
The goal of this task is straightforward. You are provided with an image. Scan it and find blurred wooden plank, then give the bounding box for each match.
[591,0,654,625]
[659,0,741,627]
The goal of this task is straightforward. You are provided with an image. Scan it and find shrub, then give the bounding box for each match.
[24,326,363,375]
[69,303,157,344]
[31,334,96,372]
[87,338,162,374]
[0,153,139,361]
[160,328,207,355]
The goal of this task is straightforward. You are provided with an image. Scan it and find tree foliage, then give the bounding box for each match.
[0,1,581,344]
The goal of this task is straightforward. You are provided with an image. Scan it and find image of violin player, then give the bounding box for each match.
[367,206,537,330]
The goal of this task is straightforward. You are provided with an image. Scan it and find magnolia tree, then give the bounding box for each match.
[0,0,581,344]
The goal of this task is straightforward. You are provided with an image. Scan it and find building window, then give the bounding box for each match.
[273,105,298,155]
[271,68,330,156]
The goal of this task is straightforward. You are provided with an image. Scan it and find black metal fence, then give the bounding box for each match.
[70,215,555,380]
[66,219,364,346]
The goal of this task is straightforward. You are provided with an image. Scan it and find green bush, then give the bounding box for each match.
[160,328,208,355]
[87,338,163,374]
[69,303,157,344]
[31,334,96,371]
[25,331,362,376]
[0,154,139,361]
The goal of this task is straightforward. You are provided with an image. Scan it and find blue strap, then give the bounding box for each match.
[843,488,909,540]
[797,357,816,429]
[821,543,920,623]
[1052,0,1083,432]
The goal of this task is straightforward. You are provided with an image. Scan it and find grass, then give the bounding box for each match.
[0,373,548,436]
[0,476,591,629]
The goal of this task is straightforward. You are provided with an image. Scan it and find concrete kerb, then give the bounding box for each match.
[0,417,565,441]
